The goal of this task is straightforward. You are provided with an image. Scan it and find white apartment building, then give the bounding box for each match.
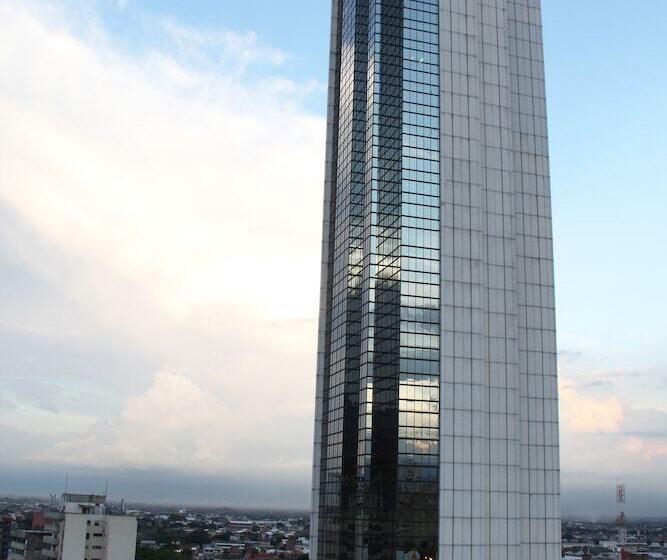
[41,494,136,560]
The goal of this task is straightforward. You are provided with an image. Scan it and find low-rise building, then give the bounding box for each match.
[8,529,51,560]
[1,515,13,560]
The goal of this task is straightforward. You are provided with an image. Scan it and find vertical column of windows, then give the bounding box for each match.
[319,3,443,559]
[397,1,440,557]
[319,1,369,558]
[357,1,404,558]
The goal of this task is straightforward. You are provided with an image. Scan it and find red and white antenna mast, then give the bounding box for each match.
[616,483,628,546]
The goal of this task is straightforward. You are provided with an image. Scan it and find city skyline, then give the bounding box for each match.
[1,0,666,519]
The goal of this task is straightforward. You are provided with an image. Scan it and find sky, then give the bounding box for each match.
[0,0,666,517]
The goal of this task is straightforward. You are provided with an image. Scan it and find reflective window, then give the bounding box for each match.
[318,1,440,559]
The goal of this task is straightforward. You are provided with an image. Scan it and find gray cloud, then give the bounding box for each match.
[0,425,63,459]
[0,465,309,510]
[620,408,667,438]
[2,464,666,516]
[561,483,667,519]
[578,378,614,392]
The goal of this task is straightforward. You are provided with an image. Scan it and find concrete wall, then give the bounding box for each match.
[104,517,137,560]
[438,0,559,558]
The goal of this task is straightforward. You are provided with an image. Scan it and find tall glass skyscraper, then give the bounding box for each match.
[311,1,560,559]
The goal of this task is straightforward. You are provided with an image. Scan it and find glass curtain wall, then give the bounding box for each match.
[318,2,440,559]
[395,0,440,558]
[318,0,368,558]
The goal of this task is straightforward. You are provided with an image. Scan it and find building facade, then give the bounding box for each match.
[1,515,13,560]
[8,530,51,560]
[39,494,137,560]
[311,1,560,559]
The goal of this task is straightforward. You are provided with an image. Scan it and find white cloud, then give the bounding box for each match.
[0,0,323,480]
[38,371,231,470]
[559,376,624,434]
[558,360,667,488]
[35,370,312,475]
[159,19,289,70]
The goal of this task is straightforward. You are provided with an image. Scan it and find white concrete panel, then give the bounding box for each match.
[439,0,558,557]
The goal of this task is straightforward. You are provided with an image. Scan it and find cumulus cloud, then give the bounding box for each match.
[40,371,231,470]
[558,356,667,490]
[1,2,324,323]
[0,0,323,484]
[37,370,313,475]
[559,378,624,434]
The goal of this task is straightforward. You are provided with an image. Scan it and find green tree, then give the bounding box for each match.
[136,549,183,560]
[182,529,211,546]
[270,533,285,547]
